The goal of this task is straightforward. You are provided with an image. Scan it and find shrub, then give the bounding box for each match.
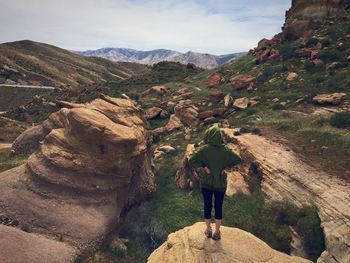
[320,38,334,47]
[278,42,302,60]
[305,38,319,48]
[318,49,342,62]
[251,127,262,135]
[296,206,325,262]
[239,126,251,134]
[329,112,350,129]
[272,104,284,111]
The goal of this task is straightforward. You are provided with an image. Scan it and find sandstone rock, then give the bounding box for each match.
[0,95,155,250]
[145,107,162,120]
[225,170,250,196]
[287,72,298,81]
[0,225,77,263]
[212,108,226,116]
[312,93,346,105]
[233,97,250,110]
[148,222,311,263]
[198,111,214,120]
[154,145,175,160]
[221,128,350,263]
[142,85,168,96]
[174,100,199,126]
[283,0,350,40]
[230,75,256,90]
[175,144,198,190]
[326,62,340,70]
[224,93,233,108]
[160,109,169,119]
[208,72,222,88]
[209,91,224,102]
[153,114,183,134]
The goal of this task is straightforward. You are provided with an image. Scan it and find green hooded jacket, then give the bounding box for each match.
[188,126,242,192]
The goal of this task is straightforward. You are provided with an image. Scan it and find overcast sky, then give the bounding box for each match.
[0,0,291,55]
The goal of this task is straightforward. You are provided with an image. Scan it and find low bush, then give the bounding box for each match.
[329,112,350,129]
[318,49,342,62]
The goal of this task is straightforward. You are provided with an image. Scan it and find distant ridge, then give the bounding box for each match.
[76,48,246,69]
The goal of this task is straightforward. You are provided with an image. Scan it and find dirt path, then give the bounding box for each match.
[222,129,350,263]
[0,143,12,150]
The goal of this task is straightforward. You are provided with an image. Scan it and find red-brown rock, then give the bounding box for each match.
[208,72,222,88]
[145,107,162,120]
[230,75,256,90]
[209,92,224,102]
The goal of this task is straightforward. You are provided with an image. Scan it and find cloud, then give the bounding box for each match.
[0,0,291,54]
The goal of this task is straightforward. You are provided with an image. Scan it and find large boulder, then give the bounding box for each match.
[174,100,199,126]
[148,222,311,263]
[312,93,346,105]
[153,114,183,134]
[0,95,155,252]
[230,75,256,90]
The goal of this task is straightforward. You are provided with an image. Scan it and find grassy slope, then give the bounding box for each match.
[0,40,149,88]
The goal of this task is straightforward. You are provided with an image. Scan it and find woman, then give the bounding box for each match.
[188,126,242,240]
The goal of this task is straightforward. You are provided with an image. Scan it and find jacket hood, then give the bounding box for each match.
[204,126,223,147]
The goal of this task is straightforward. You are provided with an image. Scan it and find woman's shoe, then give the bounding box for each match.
[212,231,221,240]
[204,228,212,238]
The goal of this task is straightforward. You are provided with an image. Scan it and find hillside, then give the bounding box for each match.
[76,47,245,69]
[0,40,149,90]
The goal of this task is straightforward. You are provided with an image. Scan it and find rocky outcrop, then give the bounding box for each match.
[0,224,77,263]
[312,93,346,105]
[221,129,350,263]
[283,0,350,40]
[0,95,155,253]
[148,222,311,263]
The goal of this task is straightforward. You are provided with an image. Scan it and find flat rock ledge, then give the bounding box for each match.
[148,222,311,263]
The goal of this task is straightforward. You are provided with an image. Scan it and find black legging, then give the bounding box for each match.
[201,187,225,220]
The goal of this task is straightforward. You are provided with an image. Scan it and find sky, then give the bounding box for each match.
[0,0,291,55]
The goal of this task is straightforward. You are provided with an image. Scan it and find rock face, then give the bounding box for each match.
[221,129,350,263]
[283,0,350,40]
[0,224,77,263]
[148,222,311,263]
[0,95,155,252]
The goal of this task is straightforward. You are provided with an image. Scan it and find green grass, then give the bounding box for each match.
[0,148,29,172]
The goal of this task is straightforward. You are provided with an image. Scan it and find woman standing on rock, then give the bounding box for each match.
[188,126,242,240]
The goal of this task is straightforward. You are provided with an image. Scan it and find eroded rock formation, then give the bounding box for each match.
[0,95,155,255]
[147,222,311,263]
[221,129,350,263]
[283,0,350,40]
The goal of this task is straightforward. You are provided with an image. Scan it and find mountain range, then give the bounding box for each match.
[76,48,246,69]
